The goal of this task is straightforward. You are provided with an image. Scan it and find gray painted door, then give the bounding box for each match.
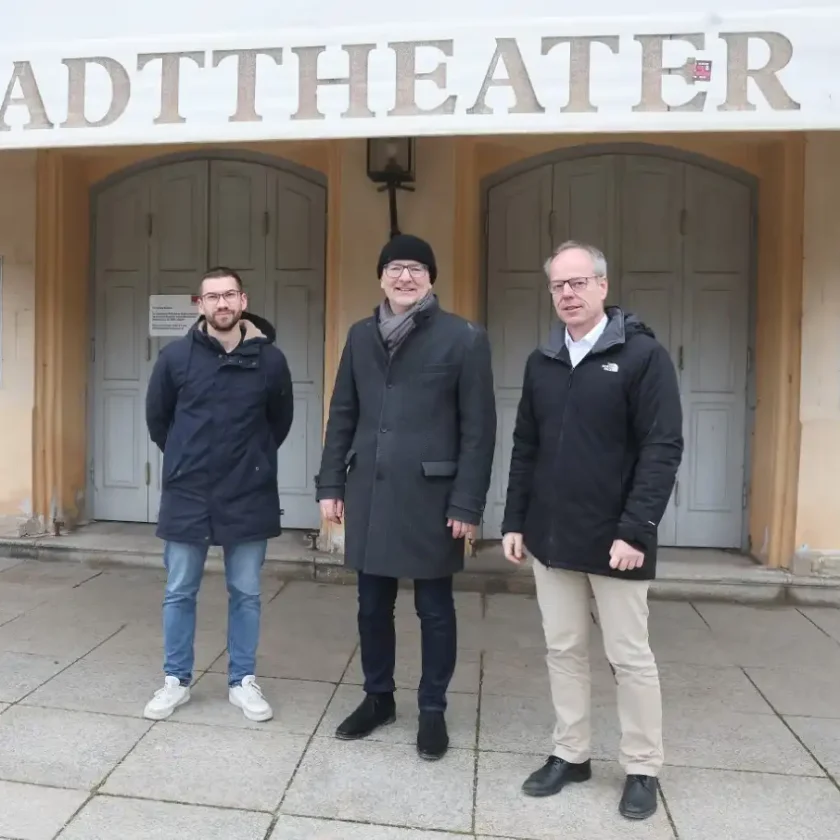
[484,154,751,549]
[91,159,326,530]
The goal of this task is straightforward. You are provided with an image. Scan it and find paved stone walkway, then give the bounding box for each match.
[1,556,839,839]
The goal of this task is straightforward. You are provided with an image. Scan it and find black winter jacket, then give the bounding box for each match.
[501,307,683,580]
[146,313,294,546]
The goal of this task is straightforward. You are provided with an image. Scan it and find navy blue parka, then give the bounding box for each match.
[145,312,294,547]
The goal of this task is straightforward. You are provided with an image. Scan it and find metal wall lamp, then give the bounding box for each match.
[366,137,416,239]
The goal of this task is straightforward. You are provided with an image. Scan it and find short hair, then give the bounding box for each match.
[543,241,608,279]
[200,266,243,291]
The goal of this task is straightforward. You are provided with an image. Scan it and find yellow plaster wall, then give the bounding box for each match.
[0,151,36,529]
[797,133,840,553]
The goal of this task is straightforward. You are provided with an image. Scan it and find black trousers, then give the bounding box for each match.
[357,571,457,712]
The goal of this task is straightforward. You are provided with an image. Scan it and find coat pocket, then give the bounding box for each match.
[421,460,458,478]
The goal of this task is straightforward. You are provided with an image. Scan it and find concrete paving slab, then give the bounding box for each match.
[60,795,273,840]
[0,705,151,789]
[0,558,22,572]
[800,607,840,644]
[647,602,737,666]
[0,611,124,659]
[0,561,101,587]
[316,685,478,748]
[694,604,840,669]
[208,634,357,683]
[478,691,621,760]
[270,815,468,839]
[662,706,824,775]
[21,657,168,718]
[745,665,840,718]
[102,721,308,811]
[0,651,71,703]
[281,738,475,833]
[0,582,70,619]
[343,646,481,694]
[182,672,335,735]
[785,716,840,776]
[658,663,773,715]
[82,622,225,672]
[0,779,88,840]
[663,766,840,840]
[475,752,676,839]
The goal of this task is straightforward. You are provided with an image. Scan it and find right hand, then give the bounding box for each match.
[502,532,526,565]
[320,499,344,524]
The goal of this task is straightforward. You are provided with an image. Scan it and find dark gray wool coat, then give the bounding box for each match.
[315,301,497,580]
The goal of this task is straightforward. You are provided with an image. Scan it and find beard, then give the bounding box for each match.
[206,309,242,333]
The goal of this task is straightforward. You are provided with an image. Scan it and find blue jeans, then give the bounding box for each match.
[357,572,457,712]
[162,540,267,687]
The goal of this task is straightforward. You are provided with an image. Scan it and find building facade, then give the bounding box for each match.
[0,1,838,572]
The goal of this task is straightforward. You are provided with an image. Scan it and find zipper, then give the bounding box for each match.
[548,363,575,550]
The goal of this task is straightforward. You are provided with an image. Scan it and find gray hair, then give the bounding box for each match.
[543,241,608,279]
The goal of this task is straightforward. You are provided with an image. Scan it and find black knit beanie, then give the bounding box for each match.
[376,234,438,283]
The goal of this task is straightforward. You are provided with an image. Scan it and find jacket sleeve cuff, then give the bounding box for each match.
[615,521,653,554]
[315,484,345,502]
[446,505,481,526]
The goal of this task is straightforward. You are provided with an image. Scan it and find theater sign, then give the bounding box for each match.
[0,6,838,148]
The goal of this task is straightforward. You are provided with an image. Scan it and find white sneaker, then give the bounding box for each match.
[144,675,190,720]
[229,675,273,722]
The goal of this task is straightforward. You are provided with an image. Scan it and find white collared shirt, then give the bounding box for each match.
[565,314,608,368]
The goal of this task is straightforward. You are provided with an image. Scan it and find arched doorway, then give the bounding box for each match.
[88,152,327,530]
[483,145,756,550]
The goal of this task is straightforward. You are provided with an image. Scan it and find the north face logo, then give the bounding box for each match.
[602,362,619,372]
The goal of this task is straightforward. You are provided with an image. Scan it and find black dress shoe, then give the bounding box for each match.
[417,711,449,760]
[521,756,592,797]
[619,774,658,820]
[335,693,396,740]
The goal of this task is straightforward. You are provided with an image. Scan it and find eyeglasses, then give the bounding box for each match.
[200,290,241,305]
[548,276,599,295]
[385,263,428,279]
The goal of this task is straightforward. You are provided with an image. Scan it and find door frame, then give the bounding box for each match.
[478,142,759,553]
[85,149,328,524]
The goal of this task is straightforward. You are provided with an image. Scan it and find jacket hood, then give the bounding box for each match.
[192,311,277,344]
[541,306,655,359]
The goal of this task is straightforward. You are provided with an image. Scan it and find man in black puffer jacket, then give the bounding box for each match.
[143,266,294,725]
[502,241,683,821]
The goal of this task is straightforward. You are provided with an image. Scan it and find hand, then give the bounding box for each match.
[502,532,525,565]
[447,519,475,540]
[320,499,344,525]
[609,538,644,571]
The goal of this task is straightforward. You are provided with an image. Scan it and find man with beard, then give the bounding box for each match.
[316,234,496,760]
[143,267,294,723]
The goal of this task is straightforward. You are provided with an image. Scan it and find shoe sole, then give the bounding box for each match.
[143,693,190,721]
[620,804,658,821]
[229,695,273,722]
[521,772,592,798]
[417,746,448,761]
[335,713,396,740]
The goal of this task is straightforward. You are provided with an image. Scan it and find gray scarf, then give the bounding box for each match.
[378,292,436,355]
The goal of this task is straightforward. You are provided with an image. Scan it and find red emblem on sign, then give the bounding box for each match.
[693,60,712,82]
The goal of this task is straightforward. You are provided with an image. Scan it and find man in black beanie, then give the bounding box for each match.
[316,233,497,760]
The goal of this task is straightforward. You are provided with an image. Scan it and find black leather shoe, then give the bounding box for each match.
[521,756,592,797]
[335,693,396,740]
[417,711,449,760]
[619,774,658,820]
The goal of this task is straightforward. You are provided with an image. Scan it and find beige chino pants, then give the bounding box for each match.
[532,560,664,776]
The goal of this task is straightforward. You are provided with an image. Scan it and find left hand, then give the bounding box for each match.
[609,539,645,572]
[448,519,476,540]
